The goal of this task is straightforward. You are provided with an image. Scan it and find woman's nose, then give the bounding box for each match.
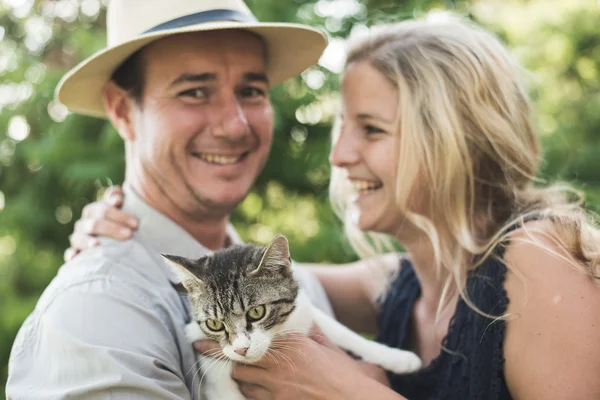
[330,128,361,168]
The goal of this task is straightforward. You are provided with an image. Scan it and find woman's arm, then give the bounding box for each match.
[299,253,401,334]
[67,187,403,335]
[503,221,600,399]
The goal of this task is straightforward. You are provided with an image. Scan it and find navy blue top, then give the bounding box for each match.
[377,243,515,399]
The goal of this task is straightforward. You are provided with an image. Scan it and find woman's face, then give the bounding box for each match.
[330,61,406,235]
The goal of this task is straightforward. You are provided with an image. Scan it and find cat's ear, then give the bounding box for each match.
[251,235,292,277]
[161,254,205,293]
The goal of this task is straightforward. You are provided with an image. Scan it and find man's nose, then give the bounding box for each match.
[212,98,250,142]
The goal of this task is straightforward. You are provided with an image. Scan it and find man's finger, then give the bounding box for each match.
[193,339,223,358]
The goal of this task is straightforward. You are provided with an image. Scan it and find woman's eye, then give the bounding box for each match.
[246,305,266,321]
[364,124,385,135]
[179,88,207,99]
[205,319,224,331]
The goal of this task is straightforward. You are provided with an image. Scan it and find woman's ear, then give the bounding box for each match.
[103,81,137,142]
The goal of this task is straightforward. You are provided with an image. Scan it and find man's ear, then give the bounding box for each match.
[103,81,136,142]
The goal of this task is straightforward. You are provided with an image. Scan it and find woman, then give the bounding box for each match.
[65,12,600,399]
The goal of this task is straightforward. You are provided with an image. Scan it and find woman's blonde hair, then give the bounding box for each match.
[329,11,600,316]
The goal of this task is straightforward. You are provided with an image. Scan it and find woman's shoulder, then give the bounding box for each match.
[502,219,600,398]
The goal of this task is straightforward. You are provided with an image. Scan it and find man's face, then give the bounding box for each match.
[121,30,274,219]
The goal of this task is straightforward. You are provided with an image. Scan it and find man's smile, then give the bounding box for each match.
[191,151,249,165]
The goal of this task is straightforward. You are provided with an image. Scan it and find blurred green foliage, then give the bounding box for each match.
[1,0,599,394]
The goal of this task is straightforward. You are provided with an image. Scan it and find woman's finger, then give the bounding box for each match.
[68,231,100,252]
[356,360,391,386]
[63,247,79,263]
[80,205,138,231]
[308,323,342,353]
[101,185,124,206]
[95,206,138,230]
[76,218,133,241]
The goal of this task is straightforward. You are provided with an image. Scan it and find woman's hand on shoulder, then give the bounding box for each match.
[503,220,600,399]
[64,186,139,262]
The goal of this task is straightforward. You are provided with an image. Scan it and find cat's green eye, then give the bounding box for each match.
[205,319,224,332]
[247,305,266,322]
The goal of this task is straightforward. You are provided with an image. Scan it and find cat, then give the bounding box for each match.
[163,234,421,400]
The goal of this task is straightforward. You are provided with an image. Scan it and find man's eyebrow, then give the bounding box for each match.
[357,113,393,124]
[169,73,216,87]
[243,72,269,85]
[168,72,268,87]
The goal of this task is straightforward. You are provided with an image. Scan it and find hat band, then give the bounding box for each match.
[144,8,259,34]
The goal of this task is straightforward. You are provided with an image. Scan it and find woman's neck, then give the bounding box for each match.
[401,235,453,314]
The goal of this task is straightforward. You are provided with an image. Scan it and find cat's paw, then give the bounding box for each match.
[378,349,422,375]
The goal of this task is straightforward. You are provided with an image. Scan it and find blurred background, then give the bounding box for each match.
[1,0,599,392]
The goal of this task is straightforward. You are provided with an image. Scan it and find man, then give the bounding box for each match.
[6,0,331,398]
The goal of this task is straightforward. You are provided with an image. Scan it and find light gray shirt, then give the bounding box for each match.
[6,185,333,399]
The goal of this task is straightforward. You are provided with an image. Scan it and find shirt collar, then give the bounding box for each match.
[120,184,242,282]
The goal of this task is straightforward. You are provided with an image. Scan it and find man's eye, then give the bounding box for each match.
[240,87,265,98]
[179,88,207,99]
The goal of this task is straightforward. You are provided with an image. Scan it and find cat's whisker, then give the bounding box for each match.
[215,355,231,388]
[276,330,328,345]
[264,349,280,367]
[270,344,311,364]
[198,355,227,391]
[185,356,204,379]
[203,348,224,358]
[273,328,305,338]
[268,348,297,372]
[194,357,216,389]
[273,335,330,361]
[273,330,329,353]
[197,354,229,390]
[272,335,320,351]
[188,349,225,386]
[179,237,393,398]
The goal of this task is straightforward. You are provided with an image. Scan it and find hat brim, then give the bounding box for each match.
[55,21,328,118]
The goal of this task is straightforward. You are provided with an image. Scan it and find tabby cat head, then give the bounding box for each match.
[162,235,299,362]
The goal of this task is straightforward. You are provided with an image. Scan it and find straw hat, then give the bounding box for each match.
[55,0,328,118]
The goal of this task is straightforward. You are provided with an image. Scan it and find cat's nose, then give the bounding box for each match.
[234,347,249,356]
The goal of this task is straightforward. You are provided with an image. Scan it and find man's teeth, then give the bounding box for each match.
[196,153,242,165]
[351,180,382,192]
